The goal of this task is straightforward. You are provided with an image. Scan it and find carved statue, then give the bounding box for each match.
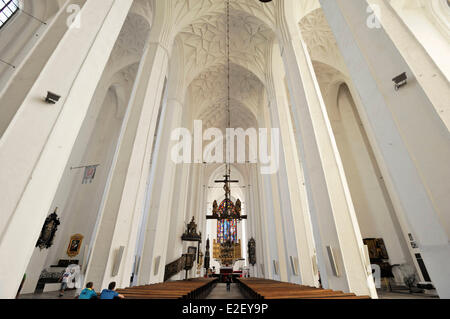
[197,251,204,270]
[223,183,230,197]
[248,238,256,266]
[212,200,218,217]
[36,209,60,250]
[235,199,241,217]
[188,217,196,234]
[204,238,210,270]
[181,216,201,242]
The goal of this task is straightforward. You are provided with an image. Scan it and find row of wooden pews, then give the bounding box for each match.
[116,278,217,299]
[237,278,371,299]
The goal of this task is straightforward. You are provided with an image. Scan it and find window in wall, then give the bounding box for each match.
[0,0,19,29]
[217,199,238,244]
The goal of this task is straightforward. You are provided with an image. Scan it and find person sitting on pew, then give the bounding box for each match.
[100,282,125,299]
[78,282,98,300]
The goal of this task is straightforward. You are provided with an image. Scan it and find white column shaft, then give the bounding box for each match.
[367,0,450,129]
[138,99,183,284]
[277,2,376,296]
[85,42,169,289]
[320,0,450,298]
[269,68,318,285]
[0,0,133,299]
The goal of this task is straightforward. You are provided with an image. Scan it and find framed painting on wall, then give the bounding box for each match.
[67,234,84,258]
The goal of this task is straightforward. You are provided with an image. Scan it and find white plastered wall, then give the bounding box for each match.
[389,0,450,81]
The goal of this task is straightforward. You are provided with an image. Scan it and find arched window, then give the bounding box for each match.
[217,199,238,244]
[0,0,19,29]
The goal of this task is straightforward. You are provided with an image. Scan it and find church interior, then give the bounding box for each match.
[0,0,449,300]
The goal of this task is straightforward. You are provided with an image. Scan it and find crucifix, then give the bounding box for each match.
[215,167,239,200]
[207,165,247,223]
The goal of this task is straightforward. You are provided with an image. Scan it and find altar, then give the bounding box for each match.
[205,167,247,273]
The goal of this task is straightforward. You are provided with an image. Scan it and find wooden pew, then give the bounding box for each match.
[117,278,217,299]
[237,278,371,300]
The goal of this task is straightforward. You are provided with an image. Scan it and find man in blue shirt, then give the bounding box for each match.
[78,282,98,299]
[100,282,125,299]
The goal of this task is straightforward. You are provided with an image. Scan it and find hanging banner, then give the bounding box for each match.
[82,165,99,184]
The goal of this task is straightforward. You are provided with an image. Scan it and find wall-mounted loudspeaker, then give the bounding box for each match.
[45,91,61,104]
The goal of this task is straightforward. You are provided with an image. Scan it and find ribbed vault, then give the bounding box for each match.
[178,9,274,83]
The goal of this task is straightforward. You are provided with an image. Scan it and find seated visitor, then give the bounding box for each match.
[100,282,125,299]
[58,269,72,297]
[78,282,97,300]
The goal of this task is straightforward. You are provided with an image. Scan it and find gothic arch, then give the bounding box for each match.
[299,8,348,76]
[108,12,151,76]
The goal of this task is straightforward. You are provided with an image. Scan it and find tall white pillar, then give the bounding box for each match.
[267,46,319,286]
[166,163,191,266]
[250,165,266,278]
[257,104,287,281]
[138,98,183,284]
[366,0,450,129]
[189,166,205,279]
[245,166,256,243]
[320,0,450,298]
[84,39,170,289]
[265,100,304,284]
[0,0,87,136]
[0,0,133,299]
[275,1,376,297]
[255,164,276,280]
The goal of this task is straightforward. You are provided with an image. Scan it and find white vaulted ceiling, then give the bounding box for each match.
[106,0,351,134]
[179,9,274,83]
[171,0,276,35]
[200,99,257,130]
[172,1,275,131]
[190,63,263,117]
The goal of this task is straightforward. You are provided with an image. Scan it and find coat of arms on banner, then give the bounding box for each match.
[82,165,98,184]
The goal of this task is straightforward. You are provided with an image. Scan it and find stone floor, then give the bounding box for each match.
[206,283,246,299]
[18,289,79,299]
[377,290,439,299]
